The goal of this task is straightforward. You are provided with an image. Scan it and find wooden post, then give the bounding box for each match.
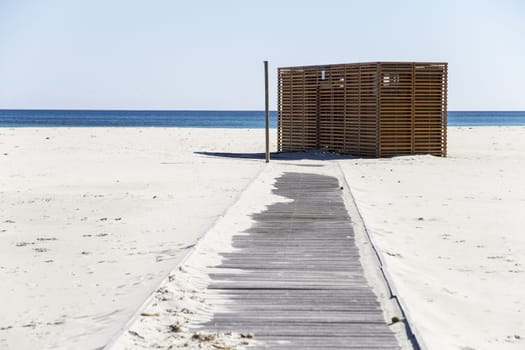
[264,61,270,163]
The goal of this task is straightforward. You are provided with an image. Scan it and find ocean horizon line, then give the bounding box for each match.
[1,109,525,128]
[1,108,525,112]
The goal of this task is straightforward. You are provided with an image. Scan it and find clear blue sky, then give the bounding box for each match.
[0,0,523,110]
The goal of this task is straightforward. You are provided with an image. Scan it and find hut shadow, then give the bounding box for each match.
[194,150,357,161]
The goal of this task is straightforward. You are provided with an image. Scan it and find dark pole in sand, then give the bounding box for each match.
[264,61,270,163]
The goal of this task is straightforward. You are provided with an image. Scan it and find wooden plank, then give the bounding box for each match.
[195,173,401,349]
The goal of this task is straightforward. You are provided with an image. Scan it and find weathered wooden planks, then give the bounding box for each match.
[198,172,401,349]
[278,62,448,157]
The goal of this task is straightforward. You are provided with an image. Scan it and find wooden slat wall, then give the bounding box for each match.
[379,63,414,156]
[277,62,447,157]
[378,62,447,157]
[319,66,346,152]
[413,63,448,156]
[354,64,380,157]
[278,67,319,151]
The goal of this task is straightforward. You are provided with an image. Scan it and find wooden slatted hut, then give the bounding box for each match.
[277,62,448,157]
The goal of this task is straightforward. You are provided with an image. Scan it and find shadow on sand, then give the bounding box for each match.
[194,150,357,161]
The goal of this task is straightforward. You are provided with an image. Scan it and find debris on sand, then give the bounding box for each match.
[169,323,184,333]
[391,316,401,324]
[192,332,216,342]
[128,330,144,339]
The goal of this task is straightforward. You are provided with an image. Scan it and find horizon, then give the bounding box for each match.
[1,0,524,110]
[2,108,525,112]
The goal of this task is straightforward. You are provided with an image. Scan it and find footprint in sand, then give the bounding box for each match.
[16,242,35,247]
[37,237,57,241]
[385,251,402,258]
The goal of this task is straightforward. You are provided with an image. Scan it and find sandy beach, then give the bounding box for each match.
[1,126,524,349]
[0,128,272,349]
[341,126,525,349]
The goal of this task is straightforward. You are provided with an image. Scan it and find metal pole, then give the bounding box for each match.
[264,61,270,163]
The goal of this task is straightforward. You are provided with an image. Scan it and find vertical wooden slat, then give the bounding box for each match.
[376,63,381,158]
[264,61,270,163]
[343,65,347,153]
[442,63,448,157]
[277,68,280,151]
[357,65,362,155]
[411,63,415,154]
[316,83,320,149]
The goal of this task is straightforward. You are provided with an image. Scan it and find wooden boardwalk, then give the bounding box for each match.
[200,172,401,349]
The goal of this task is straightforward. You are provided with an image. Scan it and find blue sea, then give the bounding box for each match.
[0,110,524,128]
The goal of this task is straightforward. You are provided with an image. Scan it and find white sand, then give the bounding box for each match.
[340,126,525,349]
[2,126,524,350]
[0,128,273,350]
[110,162,294,350]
